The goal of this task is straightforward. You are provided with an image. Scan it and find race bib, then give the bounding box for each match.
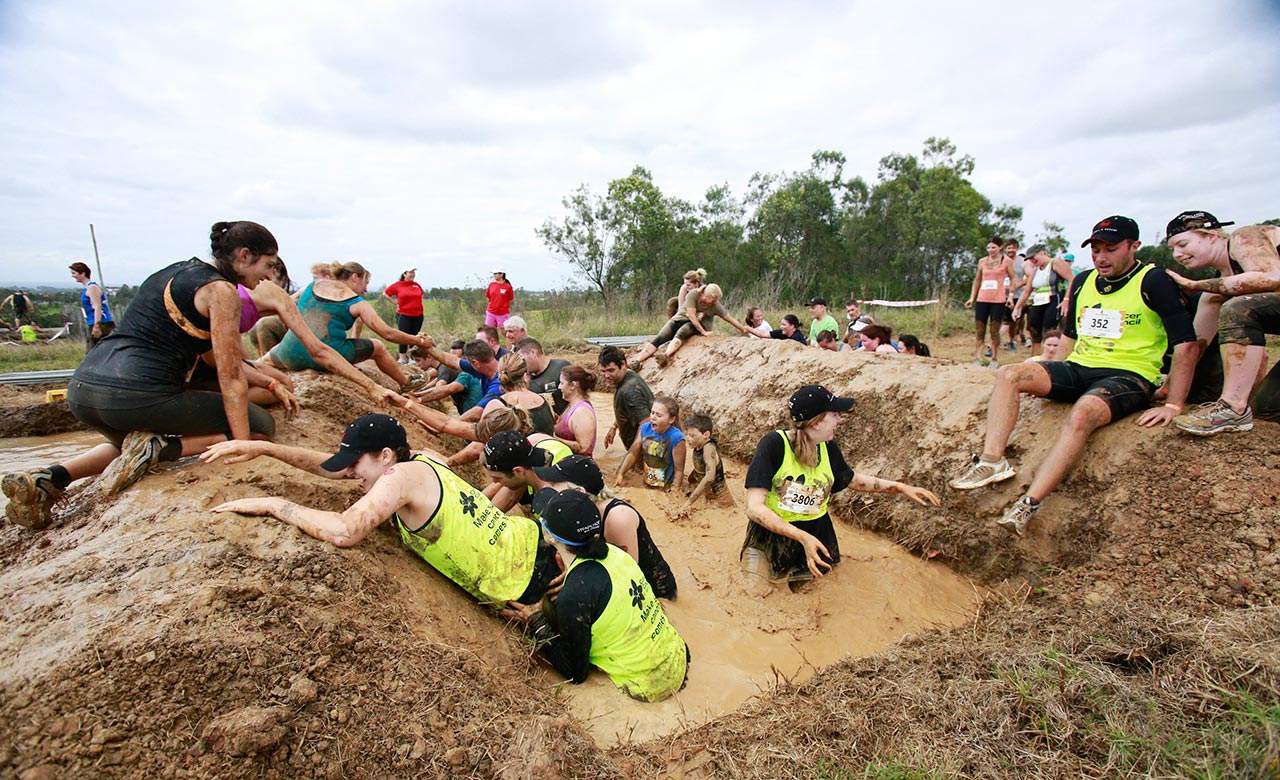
[1079,308,1123,339]
[1031,291,1052,306]
[778,481,826,515]
[644,465,667,487]
[980,279,998,291]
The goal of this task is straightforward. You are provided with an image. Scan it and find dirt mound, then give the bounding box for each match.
[0,400,85,439]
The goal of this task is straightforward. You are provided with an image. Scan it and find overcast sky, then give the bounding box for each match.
[2,0,1278,290]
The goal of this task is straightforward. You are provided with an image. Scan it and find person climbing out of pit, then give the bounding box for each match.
[598,346,653,452]
[409,339,489,415]
[742,385,940,592]
[532,455,677,599]
[1011,244,1076,357]
[416,336,503,420]
[514,337,570,414]
[500,489,689,702]
[676,413,733,517]
[480,429,574,516]
[614,394,686,491]
[629,283,750,370]
[664,268,707,318]
[2,221,284,530]
[204,413,559,608]
[1160,211,1280,434]
[948,216,1198,535]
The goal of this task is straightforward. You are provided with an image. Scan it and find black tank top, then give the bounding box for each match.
[75,259,234,392]
[603,498,676,599]
[500,396,556,436]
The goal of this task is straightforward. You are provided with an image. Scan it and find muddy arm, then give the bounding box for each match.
[671,440,687,490]
[684,444,720,506]
[613,438,643,486]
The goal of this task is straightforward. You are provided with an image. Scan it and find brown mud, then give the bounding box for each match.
[1,341,1277,778]
[0,384,85,439]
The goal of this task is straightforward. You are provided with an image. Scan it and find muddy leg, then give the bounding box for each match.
[1026,395,1111,501]
[981,362,1051,460]
[371,341,409,387]
[1221,343,1267,412]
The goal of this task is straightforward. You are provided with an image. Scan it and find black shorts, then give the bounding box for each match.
[1039,361,1154,421]
[740,514,840,581]
[1218,292,1280,347]
[974,301,1010,324]
[1027,303,1054,341]
[515,541,561,605]
[395,314,424,354]
[67,378,276,449]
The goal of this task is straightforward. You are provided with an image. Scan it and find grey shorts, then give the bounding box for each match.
[1218,293,1280,347]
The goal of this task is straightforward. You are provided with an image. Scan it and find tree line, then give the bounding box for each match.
[537,137,1073,307]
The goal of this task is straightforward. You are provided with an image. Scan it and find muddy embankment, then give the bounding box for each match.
[0,386,84,440]
[1,340,1278,778]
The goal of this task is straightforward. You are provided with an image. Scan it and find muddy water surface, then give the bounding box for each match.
[0,431,101,512]
[542,393,981,745]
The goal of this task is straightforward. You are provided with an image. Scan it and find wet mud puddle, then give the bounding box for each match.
[0,431,101,513]
[538,394,982,745]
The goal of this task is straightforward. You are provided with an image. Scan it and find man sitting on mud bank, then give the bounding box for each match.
[949,216,1197,535]
[204,413,559,607]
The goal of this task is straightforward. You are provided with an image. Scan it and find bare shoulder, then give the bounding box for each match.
[1231,226,1280,271]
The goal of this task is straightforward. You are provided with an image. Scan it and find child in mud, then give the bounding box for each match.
[203,413,559,608]
[741,386,940,592]
[500,489,689,702]
[614,395,685,492]
[532,456,677,599]
[677,414,733,517]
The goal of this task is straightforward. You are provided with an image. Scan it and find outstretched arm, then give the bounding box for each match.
[212,473,405,547]
[200,439,347,478]
[350,300,427,346]
[848,473,940,506]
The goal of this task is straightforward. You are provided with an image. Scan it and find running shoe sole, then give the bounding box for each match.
[2,473,56,530]
[1174,420,1254,437]
[99,431,163,497]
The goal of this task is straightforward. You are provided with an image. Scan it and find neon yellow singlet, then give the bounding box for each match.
[763,431,834,523]
[565,545,688,702]
[392,455,540,605]
[1068,265,1168,384]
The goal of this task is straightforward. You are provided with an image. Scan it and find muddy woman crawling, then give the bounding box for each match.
[741,385,940,594]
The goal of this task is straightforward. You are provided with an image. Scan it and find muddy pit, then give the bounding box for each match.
[2,339,1277,778]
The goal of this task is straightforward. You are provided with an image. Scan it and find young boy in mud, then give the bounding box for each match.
[500,489,688,702]
[203,413,559,608]
[949,216,1198,535]
[742,386,939,593]
[598,346,653,451]
[677,414,733,517]
[533,455,677,599]
[614,395,685,492]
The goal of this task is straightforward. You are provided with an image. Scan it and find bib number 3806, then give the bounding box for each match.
[1079,308,1123,339]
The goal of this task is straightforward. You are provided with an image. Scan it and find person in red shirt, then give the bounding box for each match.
[384,268,425,364]
[485,271,514,328]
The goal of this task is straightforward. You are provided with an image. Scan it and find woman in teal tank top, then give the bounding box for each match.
[264,261,430,391]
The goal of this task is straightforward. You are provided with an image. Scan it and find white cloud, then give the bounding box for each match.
[1,0,1278,290]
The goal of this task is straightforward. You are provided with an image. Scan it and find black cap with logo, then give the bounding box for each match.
[321,414,408,472]
[806,296,827,307]
[536,488,603,547]
[787,384,854,424]
[1165,210,1234,239]
[533,454,605,496]
[1080,215,1140,247]
[482,430,543,472]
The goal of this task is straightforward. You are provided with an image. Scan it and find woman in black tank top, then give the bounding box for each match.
[599,496,677,599]
[2,222,283,531]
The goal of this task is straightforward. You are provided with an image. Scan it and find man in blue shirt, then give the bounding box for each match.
[422,337,501,419]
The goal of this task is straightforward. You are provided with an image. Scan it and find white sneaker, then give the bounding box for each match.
[948,455,1015,490]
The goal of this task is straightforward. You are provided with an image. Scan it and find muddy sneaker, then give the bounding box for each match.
[1173,400,1254,436]
[400,373,431,393]
[2,469,62,530]
[627,358,642,372]
[948,455,1015,490]
[97,431,166,496]
[996,495,1039,536]
[654,351,670,368]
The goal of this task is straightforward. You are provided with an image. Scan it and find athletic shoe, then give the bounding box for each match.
[2,469,62,530]
[627,358,642,372]
[996,495,1039,536]
[97,431,166,496]
[1005,341,1018,352]
[948,455,1015,490]
[654,351,670,368]
[400,373,431,393]
[983,346,992,358]
[1173,400,1254,436]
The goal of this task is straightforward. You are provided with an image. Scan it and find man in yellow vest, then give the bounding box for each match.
[204,413,559,607]
[501,488,689,702]
[949,216,1198,535]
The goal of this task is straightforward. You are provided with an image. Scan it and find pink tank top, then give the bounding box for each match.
[554,400,595,452]
[237,285,260,333]
[976,260,1009,304]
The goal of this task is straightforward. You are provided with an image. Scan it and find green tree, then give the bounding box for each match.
[536,184,618,304]
[1035,221,1069,255]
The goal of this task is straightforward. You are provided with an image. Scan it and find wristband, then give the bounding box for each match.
[1163,403,1183,413]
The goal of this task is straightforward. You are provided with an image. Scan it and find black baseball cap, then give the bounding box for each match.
[536,489,602,547]
[321,413,408,472]
[787,385,854,423]
[482,430,543,472]
[1165,210,1234,239]
[1081,215,1139,247]
[533,455,605,496]
[806,296,827,307]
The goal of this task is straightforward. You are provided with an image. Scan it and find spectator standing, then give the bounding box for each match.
[807,297,839,345]
[485,271,514,328]
[383,268,426,364]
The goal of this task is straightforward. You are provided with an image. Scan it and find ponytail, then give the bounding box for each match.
[209,221,278,281]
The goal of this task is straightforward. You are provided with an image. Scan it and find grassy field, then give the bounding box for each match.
[0,340,85,373]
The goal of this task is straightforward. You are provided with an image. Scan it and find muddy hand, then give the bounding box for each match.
[499,600,538,623]
[802,535,832,579]
[545,570,567,598]
[272,384,300,418]
[212,497,282,516]
[603,425,617,450]
[1136,404,1180,428]
[900,484,941,507]
[1165,270,1194,290]
[200,440,266,465]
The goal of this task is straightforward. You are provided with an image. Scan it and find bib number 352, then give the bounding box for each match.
[1079,308,1123,339]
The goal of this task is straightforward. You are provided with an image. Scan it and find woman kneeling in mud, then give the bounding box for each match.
[741,385,940,593]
